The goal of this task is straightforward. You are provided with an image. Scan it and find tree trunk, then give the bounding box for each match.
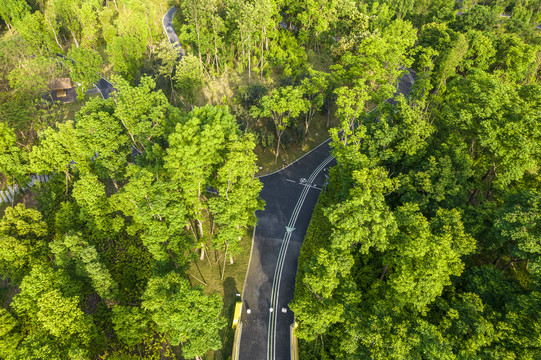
[118,119,143,154]
[167,248,179,269]
[304,109,314,141]
[112,179,119,191]
[188,222,199,241]
[65,167,70,195]
[260,25,265,80]
[194,11,204,76]
[275,130,282,163]
[240,31,245,66]
[379,265,389,281]
[145,17,154,44]
[46,18,63,50]
[70,29,79,48]
[502,258,527,271]
[221,244,228,280]
[247,36,251,85]
[327,104,331,128]
[169,76,176,104]
[304,112,309,140]
[213,21,219,74]
[190,273,207,285]
[197,218,204,237]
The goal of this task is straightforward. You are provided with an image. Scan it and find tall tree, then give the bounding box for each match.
[208,133,264,266]
[0,204,48,281]
[141,272,226,359]
[251,86,308,162]
[29,120,85,191]
[49,232,119,300]
[173,54,204,106]
[0,308,22,358]
[112,76,169,154]
[164,105,242,258]
[384,205,476,311]
[300,68,328,139]
[11,265,96,358]
[0,0,30,34]
[74,97,130,180]
[0,122,28,184]
[494,191,541,275]
[65,46,102,100]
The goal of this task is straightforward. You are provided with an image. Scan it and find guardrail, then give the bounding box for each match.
[233,301,242,329]
[231,299,243,360]
[291,320,299,360]
[232,322,243,360]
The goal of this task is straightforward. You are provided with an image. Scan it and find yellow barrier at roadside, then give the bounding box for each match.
[232,322,242,360]
[232,301,242,329]
[231,301,243,360]
[291,320,299,360]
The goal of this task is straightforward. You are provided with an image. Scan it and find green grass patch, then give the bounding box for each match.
[254,112,339,176]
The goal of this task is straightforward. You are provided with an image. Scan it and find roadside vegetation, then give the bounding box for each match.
[0,0,540,359]
[291,2,541,359]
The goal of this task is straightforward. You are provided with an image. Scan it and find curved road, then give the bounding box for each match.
[240,142,335,360]
[162,7,185,59]
[160,9,416,359]
[239,72,416,360]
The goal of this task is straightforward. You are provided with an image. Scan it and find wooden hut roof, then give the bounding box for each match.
[48,78,73,91]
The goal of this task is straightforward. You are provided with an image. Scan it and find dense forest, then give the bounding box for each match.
[290,1,541,360]
[0,0,540,359]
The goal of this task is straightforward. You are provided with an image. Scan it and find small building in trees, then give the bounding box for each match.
[47,78,77,103]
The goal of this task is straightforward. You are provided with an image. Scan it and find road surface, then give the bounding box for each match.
[162,7,185,59]
[239,70,416,360]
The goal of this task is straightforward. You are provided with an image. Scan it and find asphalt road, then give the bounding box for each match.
[95,78,115,99]
[162,7,185,59]
[240,141,334,360]
[239,70,416,360]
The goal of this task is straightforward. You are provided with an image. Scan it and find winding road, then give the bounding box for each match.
[161,8,416,359]
[239,73,416,360]
[240,143,335,360]
[162,7,185,59]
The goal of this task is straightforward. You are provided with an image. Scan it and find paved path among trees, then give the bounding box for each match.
[162,7,185,59]
[0,175,50,205]
[94,77,115,99]
[239,72,416,360]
